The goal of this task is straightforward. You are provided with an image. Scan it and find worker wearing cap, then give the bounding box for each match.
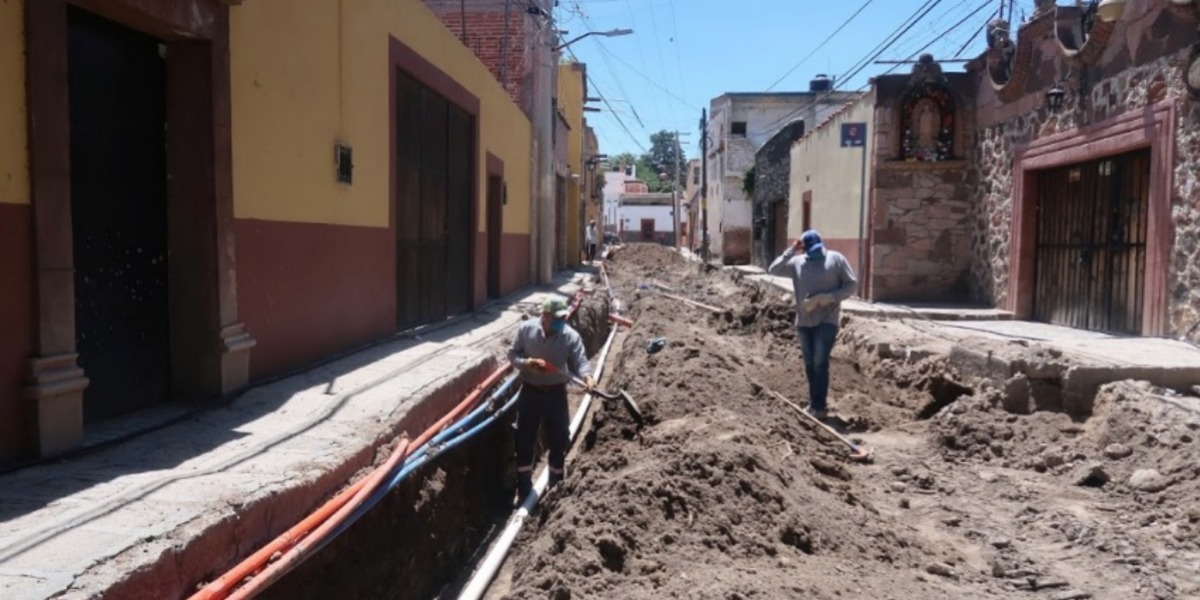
[507,296,595,498]
[768,229,858,419]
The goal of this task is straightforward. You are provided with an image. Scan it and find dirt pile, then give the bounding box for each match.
[569,292,613,357]
[495,251,998,600]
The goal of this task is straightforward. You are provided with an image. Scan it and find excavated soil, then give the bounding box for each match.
[492,244,1200,600]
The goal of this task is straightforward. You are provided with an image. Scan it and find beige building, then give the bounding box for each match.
[788,92,876,279]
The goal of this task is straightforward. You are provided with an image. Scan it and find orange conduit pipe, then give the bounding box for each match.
[191,364,513,600]
[224,437,412,600]
[609,314,634,328]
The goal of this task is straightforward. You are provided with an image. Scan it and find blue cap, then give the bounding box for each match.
[801,229,825,253]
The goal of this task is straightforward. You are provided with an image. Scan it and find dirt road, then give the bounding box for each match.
[495,244,1200,600]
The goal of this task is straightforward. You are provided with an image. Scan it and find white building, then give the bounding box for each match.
[706,77,858,263]
[617,193,675,246]
[602,165,645,235]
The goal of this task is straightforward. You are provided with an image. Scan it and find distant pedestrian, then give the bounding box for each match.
[586,220,598,263]
[507,297,594,499]
[767,229,857,418]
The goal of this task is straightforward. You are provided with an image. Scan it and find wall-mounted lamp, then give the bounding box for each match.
[1045,83,1067,112]
[1096,0,1127,22]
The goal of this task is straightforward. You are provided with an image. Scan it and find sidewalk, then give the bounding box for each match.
[0,273,592,600]
[729,264,1014,322]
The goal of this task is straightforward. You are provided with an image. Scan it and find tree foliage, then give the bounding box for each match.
[601,131,689,194]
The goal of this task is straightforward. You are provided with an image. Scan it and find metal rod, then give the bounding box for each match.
[873,59,972,64]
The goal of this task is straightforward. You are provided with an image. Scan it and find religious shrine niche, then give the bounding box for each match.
[900,55,956,162]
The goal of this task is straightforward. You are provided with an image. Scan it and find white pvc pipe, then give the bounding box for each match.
[458,322,621,600]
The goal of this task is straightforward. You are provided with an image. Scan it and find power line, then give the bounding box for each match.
[953,6,998,58]
[667,0,688,102]
[764,0,880,92]
[751,0,946,137]
[589,39,698,109]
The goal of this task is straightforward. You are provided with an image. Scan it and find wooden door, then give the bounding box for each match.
[1033,149,1149,334]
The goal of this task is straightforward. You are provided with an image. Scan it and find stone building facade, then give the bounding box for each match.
[868,66,977,303]
[967,1,1200,338]
[752,120,805,266]
[706,85,858,264]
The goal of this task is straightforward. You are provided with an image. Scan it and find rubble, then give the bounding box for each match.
[487,245,1200,599]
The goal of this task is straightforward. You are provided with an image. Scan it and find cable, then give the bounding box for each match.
[749,0,947,138]
[764,0,880,92]
[953,7,998,58]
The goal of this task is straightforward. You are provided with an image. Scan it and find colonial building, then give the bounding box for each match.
[617,193,677,246]
[969,0,1200,338]
[0,0,535,464]
[706,80,858,264]
[751,120,806,266]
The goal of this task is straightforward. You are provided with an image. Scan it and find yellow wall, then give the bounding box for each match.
[229,0,532,234]
[558,63,585,264]
[788,92,875,240]
[0,0,28,206]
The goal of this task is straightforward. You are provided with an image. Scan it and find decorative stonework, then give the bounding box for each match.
[871,163,974,302]
[971,49,1200,340]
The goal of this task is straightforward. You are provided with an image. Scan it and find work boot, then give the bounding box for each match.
[548,469,564,488]
[804,406,828,420]
[516,474,533,500]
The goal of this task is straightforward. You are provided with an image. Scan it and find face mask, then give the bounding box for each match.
[550,319,566,334]
[806,248,825,261]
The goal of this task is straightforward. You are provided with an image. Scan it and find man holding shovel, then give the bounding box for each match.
[508,297,595,498]
[768,230,858,419]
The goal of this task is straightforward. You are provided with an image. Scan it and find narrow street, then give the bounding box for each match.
[479,245,1200,600]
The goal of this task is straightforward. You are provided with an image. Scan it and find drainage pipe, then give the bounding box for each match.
[457,321,621,600]
[192,364,513,600]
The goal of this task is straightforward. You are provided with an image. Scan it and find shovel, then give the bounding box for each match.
[765,388,873,463]
[543,364,644,426]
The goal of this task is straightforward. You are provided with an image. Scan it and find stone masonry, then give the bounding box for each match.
[753,120,805,267]
[871,164,974,302]
[969,2,1200,340]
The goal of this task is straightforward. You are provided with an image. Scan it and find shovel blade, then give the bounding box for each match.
[619,390,644,426]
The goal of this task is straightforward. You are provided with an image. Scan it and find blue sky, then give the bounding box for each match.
[556,0,1026,159]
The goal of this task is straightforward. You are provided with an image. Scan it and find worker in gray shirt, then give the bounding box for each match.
[768,229,858,419]
[508,296,594,498]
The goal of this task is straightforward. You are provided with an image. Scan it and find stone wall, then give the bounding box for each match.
[970,3,1200,339]
[871,164,975,302]
[868,71,977,303]
[753,121,805,267]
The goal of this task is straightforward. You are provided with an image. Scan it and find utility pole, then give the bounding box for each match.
[533,0,555,284]
[699,109,710,269]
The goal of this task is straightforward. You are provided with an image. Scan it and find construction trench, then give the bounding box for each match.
[226,244,1199,600]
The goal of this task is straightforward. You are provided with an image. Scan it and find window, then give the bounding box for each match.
[692,167,700,185]
[731,121,747,136]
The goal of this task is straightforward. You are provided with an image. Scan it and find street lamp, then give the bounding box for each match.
[1045,83,1066,112]
[553,28,634,51]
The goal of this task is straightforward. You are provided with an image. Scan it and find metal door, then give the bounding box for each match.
[1033,149,1150,334]
[68,7,170,421]
[395,71,473,330]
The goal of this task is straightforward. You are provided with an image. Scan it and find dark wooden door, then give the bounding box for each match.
[772,199,789,255]
[1034,149,1150,334]
[395,71,473,330]
[486,175,503,299]
[68,7,170,422]
[640,219,654,241]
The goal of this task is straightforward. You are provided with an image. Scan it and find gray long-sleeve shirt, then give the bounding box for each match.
[508,319,592,386]
[767,247,858,328]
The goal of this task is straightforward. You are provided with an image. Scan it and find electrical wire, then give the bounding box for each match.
[748,0,946,138]
[764,0,880,92]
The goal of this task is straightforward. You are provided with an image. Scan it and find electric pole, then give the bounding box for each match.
[699,109,710,269]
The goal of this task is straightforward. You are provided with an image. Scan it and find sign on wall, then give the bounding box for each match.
[840,122,867,147]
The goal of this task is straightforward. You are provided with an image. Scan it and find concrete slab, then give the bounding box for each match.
[0,272,594,600]
[735,267,1014,322]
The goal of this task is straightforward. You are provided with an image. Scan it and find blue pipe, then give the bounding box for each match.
[315,378,524,548]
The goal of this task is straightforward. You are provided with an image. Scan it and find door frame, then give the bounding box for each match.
[486,153,504,299]
[389,36,480,324]
[1010,98,1176,336]
[24,0,252,457]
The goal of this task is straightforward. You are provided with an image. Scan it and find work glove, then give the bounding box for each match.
[583,375,597,390]
[523,358,548,372]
